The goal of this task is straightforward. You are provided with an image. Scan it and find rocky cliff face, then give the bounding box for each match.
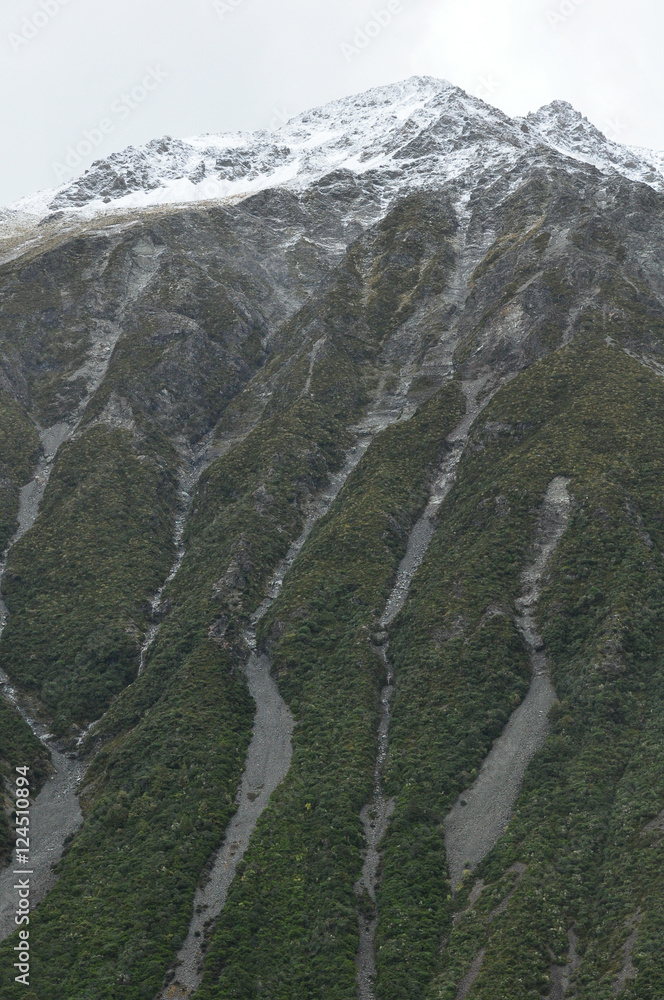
[1,77,664,1000]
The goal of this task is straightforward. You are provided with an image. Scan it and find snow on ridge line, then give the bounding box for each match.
[71,161,305,217]
[4,76,664,230]
[522,99,664,187]
[5,77,460,220]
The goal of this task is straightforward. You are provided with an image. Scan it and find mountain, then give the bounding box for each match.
[0,76,664,999]
[4,78,663,247]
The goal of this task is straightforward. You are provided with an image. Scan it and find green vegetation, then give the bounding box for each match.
[428,343,664,999]
[7,175,664,998]
[196,382,465,1000]
[0,189,464,997]
[0,392,40,551]
[78,283,266,443]
[0,425,178,733]
[0,387,364,1000]
[0,701,50,866]
[0,392,48,862]
[4,638,253,1000]
[375,406,543,998]
[367,338,664,998]
[360,192,457,340]
[0,237,106,425]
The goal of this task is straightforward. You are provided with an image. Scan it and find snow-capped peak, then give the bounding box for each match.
[523,100,663,187]
[4,77,663,237]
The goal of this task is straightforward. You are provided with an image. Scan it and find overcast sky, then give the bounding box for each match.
[1,0,662,206]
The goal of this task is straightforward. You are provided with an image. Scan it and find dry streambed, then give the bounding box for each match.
[355,380,491,1000]
[0,368,495,991]
[444,476,571,890]
[0,437,220,943]
[0,347,426,972]
[162,432,381,998]
[138,455,208,675]
[161,642,294,999]
[549,929,580,1000]
[0,330,172,940]
[0,710,84,942]
[161,379,475,997]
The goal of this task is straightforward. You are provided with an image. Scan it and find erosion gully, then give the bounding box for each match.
[162,190,500,996]
[163,377,493,1000]
[138,453,208,676]
[0,327,443,967]
[0,268,214,936]
[0,429,215,943]
[444,476,573,999]
[0,241,179,938]
[162,424,385,998]
[0,247,499,994]
[0,436,86,941]
[354,379,489,1000]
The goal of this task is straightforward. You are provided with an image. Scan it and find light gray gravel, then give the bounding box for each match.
[445,477,572,891]
[162,425,386,999]
[0,734,84,942]
[162,379,478,998]
[355,644,396,1000]
[0,329,127,938]
[549,928,580,1000]
[162,648,294,997]
[612,914,641,996]
[456,948,486,1000]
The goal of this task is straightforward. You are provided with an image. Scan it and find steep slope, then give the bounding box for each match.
[420,343,664,1000]
[0,185,375,738]
[194,382,465,1000]
[0,76,664,1000]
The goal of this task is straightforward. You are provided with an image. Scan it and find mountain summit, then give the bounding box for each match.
[7,76,663,226]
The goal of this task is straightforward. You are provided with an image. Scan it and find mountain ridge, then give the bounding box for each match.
[5,76,663,230]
